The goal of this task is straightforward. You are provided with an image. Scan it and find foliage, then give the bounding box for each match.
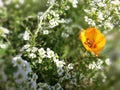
[0,0,120,90]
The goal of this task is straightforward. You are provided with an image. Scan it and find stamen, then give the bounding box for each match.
[84,38,95,48]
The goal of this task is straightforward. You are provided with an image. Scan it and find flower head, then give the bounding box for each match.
[79,27,106,55]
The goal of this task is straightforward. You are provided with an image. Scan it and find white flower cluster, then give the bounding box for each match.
[12,55,32,84]
[48,10,65,28]
[84,0,120,31]
[68,0,78,8]
[88,59,103,70]
[23,31,30,41]
[22,44,67,76]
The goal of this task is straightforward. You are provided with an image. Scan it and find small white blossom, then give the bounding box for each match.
[31,47,38,53]
[23,44,30,50]
[67,63,74,70]
[105,58,111,65]
[43,30,49,35]
[14,69,27,84]
[38,48,46,58]
[12,56,23,68]
[54,59,65,68]
[46,48,55,58]
[23,31,30,41]
[0,27,10,37]
[69,0,78,8]
[0,43,8,49]
[29,53,36,58]
[49,19,59,28]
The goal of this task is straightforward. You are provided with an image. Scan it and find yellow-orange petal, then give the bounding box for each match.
[79,27,106,55]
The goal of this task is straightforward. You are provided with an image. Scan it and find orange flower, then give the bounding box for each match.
[79,27,106,55]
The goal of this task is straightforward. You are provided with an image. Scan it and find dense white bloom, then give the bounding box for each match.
[22,44,30,49]
[12,56,23,68]
[12,56,31,74]
[31,47,38,53]
[23,31,30,41]
[38,48,46,58]
[88,59,103,70]
[46,48,55,58]
[47,0,56,5]
[29,53,36,58]
[54,59,65,68]
[49,18,59,28]
[69,0,78,8]
[22,60,31,74]
[14,69,27,84]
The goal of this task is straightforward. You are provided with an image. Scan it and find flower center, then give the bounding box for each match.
[84,38,96,48]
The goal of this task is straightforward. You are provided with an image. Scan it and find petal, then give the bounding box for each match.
[85,28,99,40]
[79,30,92,51]
[93,35,106,52]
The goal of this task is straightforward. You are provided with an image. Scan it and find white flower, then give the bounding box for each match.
[69,0,78,8]
[49,19,59,28]
[97,2,106,7]
[23,31,30,40]
[23,44,30,49]
[47,0,56,5]
[57,68,64,76]
[38,48,46,58]
[29,53,36,58]
[0,27,10,37]
[31,47,38,53]
[43,30,49,35]
[105,22,114,29]
[98,12,104,20]
[14,69,27,84]
[0,43,8,49]
[67,63,74,70]
[105,58,111,65]
[46,48,55,58]
[12,56,23,68]
[22,60,31,74]
[88,62,96,70]
[54,59,65,68]
[21,44,30,51]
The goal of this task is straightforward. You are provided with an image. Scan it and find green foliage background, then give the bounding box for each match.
[0,0,120,90]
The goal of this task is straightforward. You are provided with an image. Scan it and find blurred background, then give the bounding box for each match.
[0,0,120,90]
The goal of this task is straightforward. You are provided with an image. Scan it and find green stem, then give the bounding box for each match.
[34,3,55,39]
